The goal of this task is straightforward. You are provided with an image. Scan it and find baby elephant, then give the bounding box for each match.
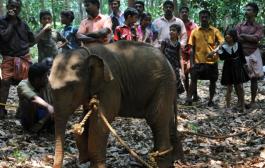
[49,41,183,168]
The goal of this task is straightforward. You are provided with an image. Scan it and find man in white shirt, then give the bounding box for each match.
[152,0,187,48]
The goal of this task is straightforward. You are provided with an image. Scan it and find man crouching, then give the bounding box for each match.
[17,63,54,133]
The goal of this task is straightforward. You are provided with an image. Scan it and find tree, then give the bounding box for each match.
[0,0,4,16]
[40,0,45,10]
[64,0,70,10]
[128,0,135,7]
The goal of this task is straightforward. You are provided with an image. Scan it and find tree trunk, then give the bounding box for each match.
[78,0,84,22]
[150,0,154,9]
[51,0,56,28]
[100,0,103,13]
[40,0,45,10]
[0,0,4,16]
[173,0,178,17]
[128,0,135,7]
[64,0,70,10]
[180,0,189,7]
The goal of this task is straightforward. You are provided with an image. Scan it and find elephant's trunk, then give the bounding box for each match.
[53,105,70,168]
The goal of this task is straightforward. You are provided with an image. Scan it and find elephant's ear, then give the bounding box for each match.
[88,55,114,83]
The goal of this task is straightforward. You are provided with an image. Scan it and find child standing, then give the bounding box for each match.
[217,29,249,112]
[35,10,67,62]
[60,10,79,52]
[161,24,185,96]
[113,7,138,41]
[136,12,153,44]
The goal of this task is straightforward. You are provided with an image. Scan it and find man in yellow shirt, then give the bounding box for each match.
[186,10,224,106]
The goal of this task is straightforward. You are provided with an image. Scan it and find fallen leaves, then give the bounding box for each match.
[1,79,265,167]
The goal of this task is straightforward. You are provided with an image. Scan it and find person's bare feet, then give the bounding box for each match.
[245,102,259,109]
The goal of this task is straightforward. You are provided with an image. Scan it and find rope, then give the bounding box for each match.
[99,110,154,168]
[72,96,99,135]
[72,110,92,135]
[0,102,18,108]
[149,147,173,157]
[71,96,152,167]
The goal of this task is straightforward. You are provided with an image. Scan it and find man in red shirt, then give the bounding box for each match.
[179,6,198,98]
[235,2,264,109]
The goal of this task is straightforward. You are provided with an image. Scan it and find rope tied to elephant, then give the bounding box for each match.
[74,95,154,167]
[149,147,173,157]
[72,96,175,167]
[72,95,99,135]
[147,147,174,168]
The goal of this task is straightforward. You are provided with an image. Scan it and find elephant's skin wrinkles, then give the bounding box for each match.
[49,40,182,168]
[96,42,175,118]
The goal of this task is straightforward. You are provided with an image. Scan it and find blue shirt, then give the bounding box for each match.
[61,25,79,52]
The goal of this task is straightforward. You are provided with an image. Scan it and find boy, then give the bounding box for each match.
[60,10,79,52]
[35,10,67,62]
[113,7,138,41]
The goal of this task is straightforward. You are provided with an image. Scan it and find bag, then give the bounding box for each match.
[245,49,264,78]
[13,56,31,81]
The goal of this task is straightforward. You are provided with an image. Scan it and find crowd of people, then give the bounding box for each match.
[0,0,264,133]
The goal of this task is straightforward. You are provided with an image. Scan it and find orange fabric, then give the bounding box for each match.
[78,14,112,44]
[1,54,31,80]
[78,14,112,34]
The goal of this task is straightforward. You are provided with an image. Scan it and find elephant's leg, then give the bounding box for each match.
[86,85,121,167]
[148,120,173,167]
[86,107,116,168]
[169,111,184,161]
[145,92,175,167]
[75,110,89,163]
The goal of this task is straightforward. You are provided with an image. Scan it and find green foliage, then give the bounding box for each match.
[187,122,198,133]
[12,149,27,162]
[2,0,264,33]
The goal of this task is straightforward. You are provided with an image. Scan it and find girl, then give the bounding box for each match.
[161,24,185,96]
[136,12,153,44]
[217,28,249,112]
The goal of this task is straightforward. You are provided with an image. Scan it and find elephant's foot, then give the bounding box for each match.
[79,156,90,164]
[90,162,106,168]
[172,133,184,161]
[155,155,173,168]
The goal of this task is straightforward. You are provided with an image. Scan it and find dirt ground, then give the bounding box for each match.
[0,78,265,168]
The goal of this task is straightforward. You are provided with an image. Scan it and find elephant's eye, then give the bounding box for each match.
[71,64,81,70]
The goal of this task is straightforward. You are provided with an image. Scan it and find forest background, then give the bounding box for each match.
[0,0,264,59]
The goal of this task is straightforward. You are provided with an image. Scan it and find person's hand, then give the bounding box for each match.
[243,64,250,73]
[183,45,190,54]
[43,23,52,32]
[207,51,215,58]
[7,9,16,16]
[179,70,185,80]
[46,104,54,115]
